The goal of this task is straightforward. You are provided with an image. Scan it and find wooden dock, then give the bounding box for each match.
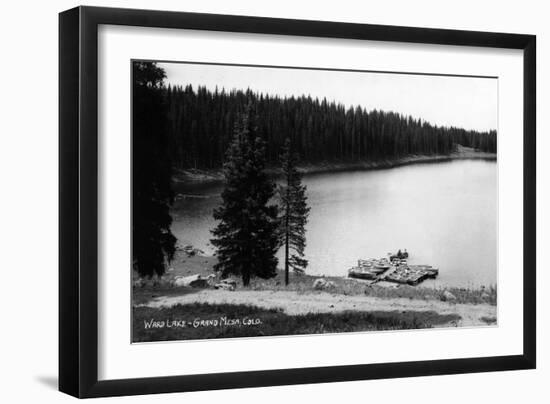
[382,265,439,286]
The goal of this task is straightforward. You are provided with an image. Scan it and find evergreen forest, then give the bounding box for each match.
[164,85,497,170]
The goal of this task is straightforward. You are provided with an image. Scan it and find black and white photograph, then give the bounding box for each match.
[131,60,498,342]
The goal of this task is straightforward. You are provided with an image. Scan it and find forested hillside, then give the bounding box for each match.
[164,85,497,169]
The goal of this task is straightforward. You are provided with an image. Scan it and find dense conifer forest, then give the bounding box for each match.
[164,85,497,170]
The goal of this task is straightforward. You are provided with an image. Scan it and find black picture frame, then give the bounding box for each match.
[59,5,536,398]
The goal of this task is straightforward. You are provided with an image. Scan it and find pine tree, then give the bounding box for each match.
[132,62,176,277]
[278,138,310,285]
[211,105,279,286]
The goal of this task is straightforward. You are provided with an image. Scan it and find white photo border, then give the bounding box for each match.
[97,24,524,381]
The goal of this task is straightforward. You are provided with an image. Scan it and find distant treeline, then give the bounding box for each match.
[164,85,497,169]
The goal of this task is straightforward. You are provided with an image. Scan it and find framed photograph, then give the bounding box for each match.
[59,6,536,398]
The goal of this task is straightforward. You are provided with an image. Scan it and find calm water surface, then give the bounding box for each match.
[171,160,497,287]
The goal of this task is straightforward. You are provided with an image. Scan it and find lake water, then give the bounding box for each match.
[171,160,497,288]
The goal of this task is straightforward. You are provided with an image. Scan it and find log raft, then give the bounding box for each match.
[348,251,439,286]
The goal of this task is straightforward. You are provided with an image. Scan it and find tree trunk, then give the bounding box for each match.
[284,190,290,286]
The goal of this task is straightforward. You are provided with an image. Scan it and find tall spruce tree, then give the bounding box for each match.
[211,105,279,286]
[278,138,310,285]
[132,62,176,278]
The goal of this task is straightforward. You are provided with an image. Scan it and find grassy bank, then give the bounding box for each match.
[246,270,497,305]
[133,302,460,342]
[133,254,497,307]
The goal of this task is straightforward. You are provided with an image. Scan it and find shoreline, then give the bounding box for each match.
[173,147,496,185]
[134,254,497,306]
[132,254,497,340]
